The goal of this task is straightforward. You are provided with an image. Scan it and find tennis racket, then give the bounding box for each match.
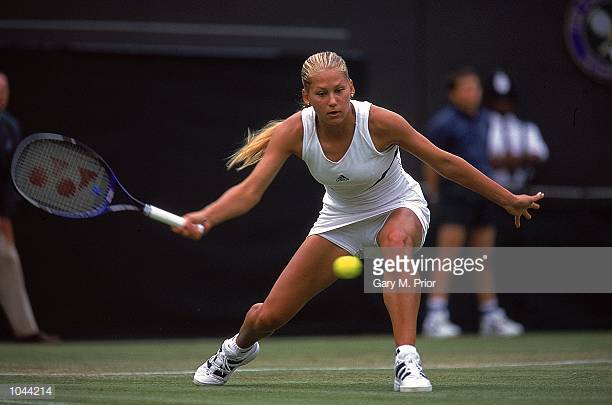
[11,133,204,233]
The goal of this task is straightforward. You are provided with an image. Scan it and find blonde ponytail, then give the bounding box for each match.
[226,120,283,171]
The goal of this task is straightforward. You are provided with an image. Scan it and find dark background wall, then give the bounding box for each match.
[0,0,610,339]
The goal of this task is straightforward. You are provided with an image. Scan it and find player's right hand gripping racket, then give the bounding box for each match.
[11,133,204,233]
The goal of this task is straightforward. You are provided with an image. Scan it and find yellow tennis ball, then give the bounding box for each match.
[333,256,363,279]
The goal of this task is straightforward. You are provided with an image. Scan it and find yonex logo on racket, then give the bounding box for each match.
[28,157,99,199]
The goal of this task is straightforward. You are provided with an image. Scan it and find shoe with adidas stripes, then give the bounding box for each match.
[193,336,259,386]
[393,346,432,392]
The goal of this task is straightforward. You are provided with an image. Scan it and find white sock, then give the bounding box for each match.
[225,334,253,357]
[427,296,448,313]
[396,344,417,355]
[479,298,499,315]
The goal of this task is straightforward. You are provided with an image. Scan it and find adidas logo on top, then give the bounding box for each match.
[336,174,350,182]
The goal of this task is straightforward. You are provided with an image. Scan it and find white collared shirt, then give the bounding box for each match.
[487,112,549,191]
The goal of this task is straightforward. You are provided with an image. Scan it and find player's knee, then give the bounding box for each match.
[379,230,412,248]
[248,303,264,314]
[254,306,287,333]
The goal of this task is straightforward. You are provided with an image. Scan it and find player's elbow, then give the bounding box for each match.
[431,152,458,178]
[236,182,264,208]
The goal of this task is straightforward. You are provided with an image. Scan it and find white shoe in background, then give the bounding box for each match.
[480,308,525,337]
[422,310,462,338]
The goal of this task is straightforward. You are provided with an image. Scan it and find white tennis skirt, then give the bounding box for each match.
[308,199,430,257]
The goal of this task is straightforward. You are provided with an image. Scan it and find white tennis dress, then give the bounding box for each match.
[302,100,430,255]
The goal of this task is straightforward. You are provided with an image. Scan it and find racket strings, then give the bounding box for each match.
[13,140,112,216]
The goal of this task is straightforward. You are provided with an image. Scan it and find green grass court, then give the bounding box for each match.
[1,332,611,404]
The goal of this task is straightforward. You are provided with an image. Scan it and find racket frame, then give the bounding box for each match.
[11,133,202,232]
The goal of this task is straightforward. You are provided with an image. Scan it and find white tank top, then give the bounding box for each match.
[302,100,427,233]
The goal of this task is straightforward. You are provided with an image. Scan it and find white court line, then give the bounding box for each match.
[0,401,69,405]
[1,359,611,377]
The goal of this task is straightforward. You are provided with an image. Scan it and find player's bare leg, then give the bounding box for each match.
[377,208,432,392]
[194,236,347,385]
[236,235,347,347]
[376,208,423,346]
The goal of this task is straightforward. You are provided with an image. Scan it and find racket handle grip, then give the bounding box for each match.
[143,205,205,233]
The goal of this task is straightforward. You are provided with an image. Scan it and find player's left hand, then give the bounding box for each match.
[504,192,544,229]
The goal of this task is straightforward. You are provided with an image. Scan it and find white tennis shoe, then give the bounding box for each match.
[193,336,259,386]
[393,346,432,392]
[422,310,462,338]
[480,308,524,337]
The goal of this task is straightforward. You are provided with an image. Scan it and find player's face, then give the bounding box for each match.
[302,69,355,125]
[0,75,9,111]
[449,74,482,114]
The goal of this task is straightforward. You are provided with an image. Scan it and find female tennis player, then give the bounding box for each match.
[174,51,543,392]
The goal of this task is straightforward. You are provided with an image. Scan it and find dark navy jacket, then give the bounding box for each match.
[425,105,491,175]
[0,110,21,217]
[425,105,492,197]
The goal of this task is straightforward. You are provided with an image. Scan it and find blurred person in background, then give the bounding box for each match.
[0,72,58,343]
[485,69,549,246]
[421,67,524,338]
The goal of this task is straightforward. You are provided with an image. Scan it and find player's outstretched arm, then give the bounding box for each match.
[369,106,544,228]
[175,115,302,239]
